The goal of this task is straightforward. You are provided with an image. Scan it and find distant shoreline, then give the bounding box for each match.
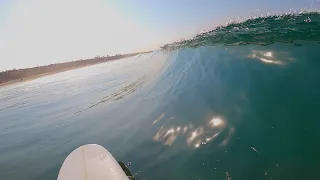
[0,65,94,87]
[0,52,145,87]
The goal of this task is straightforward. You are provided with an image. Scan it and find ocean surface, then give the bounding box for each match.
[1,13,320,180]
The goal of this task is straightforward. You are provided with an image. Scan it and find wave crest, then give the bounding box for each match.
[162,12,320,50]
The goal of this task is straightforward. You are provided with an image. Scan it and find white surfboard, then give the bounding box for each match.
[57,144,129,180]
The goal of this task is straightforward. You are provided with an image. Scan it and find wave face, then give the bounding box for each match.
[1,13,320,180]
[162,12,320,50]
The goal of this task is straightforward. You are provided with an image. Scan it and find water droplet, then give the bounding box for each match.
[304,17,312,22]
[251,146,259,153]
[226,172,232,180]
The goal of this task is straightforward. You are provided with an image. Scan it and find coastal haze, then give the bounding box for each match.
[0,0,159,71]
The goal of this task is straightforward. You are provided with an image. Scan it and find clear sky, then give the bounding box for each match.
[0,0,317,71]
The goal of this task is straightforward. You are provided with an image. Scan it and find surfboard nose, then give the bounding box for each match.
[58,144,129,180]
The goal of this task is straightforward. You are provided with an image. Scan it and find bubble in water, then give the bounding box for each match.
[304,17,312,22]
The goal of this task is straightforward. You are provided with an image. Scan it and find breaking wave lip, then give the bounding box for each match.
[162,12,320,50]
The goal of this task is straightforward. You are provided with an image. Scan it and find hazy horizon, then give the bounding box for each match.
[0,0,317,71]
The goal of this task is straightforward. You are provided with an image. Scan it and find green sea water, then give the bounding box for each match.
[0,12,320,180]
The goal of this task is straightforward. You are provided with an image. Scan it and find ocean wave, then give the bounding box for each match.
[162,12,320,50]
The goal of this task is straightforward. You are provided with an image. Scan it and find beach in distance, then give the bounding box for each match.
[0,53,143,87]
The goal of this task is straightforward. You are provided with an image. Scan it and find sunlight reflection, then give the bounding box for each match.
[194,139,202,148]
[188,131,198,143]
[209,117,224,127]
[153,126,165,142]
[153,126,181,146]
[152,113,164,125]
[165,133,178,146]
[153,115,234,149]
[260,57,282,64]
[205,132,220,142]
[249,50,283,65]
[187,127,204,145]
[263,51,273,57]
[183,126,188,133]
[165,128,175,137]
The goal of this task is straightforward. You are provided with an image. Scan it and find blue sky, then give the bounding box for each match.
[0,0,317,71]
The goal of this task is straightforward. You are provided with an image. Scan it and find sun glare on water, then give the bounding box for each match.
[210,117,224,127]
